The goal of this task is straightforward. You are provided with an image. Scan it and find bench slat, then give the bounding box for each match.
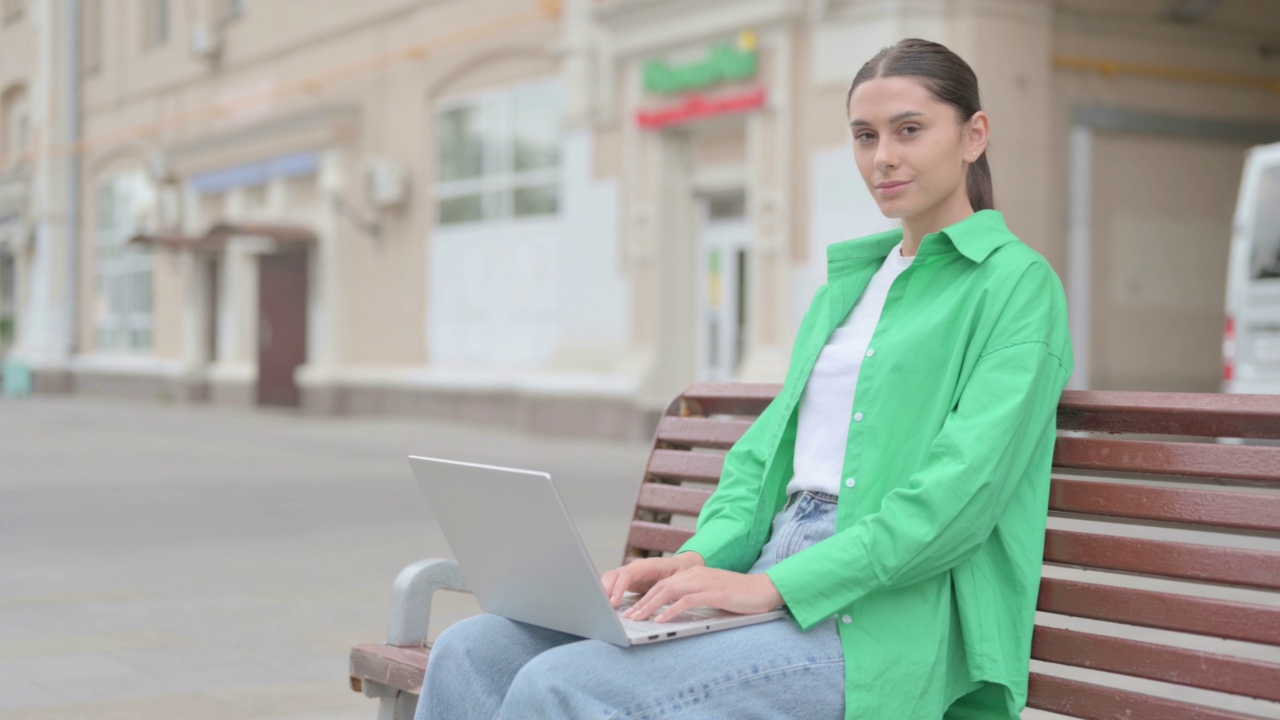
[646,449,725,484]
[1049,478,1280,532]
[350,643,430,695]
[1053,437,1280,483]
[678,383,782,417]
[1032,626,1280,702]
[1027,673,1269,720]
[1057,390,1280,439]
[655,416,752,449]
[1038,577,1280,646]
[636,483,714,517]
[1044,530,1280,590]
[627,520,695,554]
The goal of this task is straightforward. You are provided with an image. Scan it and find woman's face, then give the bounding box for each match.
[847,76,986,223]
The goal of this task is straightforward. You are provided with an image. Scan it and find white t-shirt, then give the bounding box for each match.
[785,241,915,498]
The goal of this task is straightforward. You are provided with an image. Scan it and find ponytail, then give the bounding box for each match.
[966,150,994,211]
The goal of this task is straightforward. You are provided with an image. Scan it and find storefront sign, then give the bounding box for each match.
[636,88,767,130]
[637,31,765,129]
[643,31,758,95]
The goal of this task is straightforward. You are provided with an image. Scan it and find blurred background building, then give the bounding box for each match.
[0,0,1277,438]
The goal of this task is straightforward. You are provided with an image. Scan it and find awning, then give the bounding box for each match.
[128,232,207,250]
[128,223,317,253]
[204,222,316,245]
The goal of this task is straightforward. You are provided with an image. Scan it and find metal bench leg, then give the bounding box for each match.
[361,680,418,720]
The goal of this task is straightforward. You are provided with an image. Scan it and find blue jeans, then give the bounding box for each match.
[415,492,844,720]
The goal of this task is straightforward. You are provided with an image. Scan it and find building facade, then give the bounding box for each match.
[3,0,1278,437]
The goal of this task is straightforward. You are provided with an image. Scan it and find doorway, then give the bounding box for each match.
[256,250,308,407]
[697,191,750,382]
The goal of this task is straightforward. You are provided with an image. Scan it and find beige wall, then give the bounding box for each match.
[1050,13,1280,268]
[1049,8,1280,391]
[79,0,563,372]
[55,0,1280,417]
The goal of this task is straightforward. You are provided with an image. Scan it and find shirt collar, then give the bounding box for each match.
[827,210,1017,276]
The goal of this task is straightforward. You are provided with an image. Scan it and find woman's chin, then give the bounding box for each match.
[874,201,911,220]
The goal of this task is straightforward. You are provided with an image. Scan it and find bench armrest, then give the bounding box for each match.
[386,558,471,648]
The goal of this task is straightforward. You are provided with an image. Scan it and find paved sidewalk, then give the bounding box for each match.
[0,395,650,720]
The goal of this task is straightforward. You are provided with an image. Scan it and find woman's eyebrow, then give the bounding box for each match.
[849,110,924,128]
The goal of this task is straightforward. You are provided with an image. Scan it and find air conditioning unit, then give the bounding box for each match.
[131,179,160,234]
[364,160,408,209]
[191,23,223,60]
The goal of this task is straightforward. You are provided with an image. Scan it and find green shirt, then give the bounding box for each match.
[679,210,1074,719]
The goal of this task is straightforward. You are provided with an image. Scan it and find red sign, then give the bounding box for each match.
[635,87,767,130]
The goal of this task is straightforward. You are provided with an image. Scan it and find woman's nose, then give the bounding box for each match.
[875,141,899,172]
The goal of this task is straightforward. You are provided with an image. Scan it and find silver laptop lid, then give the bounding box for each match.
[408,456,629,646]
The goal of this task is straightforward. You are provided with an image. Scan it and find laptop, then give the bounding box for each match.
[408,455,787,647]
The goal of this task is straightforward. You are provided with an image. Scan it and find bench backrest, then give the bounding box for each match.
[625,383,1280,720]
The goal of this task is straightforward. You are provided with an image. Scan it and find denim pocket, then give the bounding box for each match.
[774,493,838,562]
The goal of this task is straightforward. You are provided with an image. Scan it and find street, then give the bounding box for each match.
[0,395,649,719]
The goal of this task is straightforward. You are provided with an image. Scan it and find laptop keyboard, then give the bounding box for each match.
[615,599,711,633]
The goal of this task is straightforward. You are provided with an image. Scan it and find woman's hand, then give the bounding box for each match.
[601,552,706,608]
[623,566,784,623]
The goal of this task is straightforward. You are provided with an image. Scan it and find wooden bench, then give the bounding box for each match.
[350,383,1280,719]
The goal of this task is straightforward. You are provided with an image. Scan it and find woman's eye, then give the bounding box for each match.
[854,132,875,143]
[901,125,921,136]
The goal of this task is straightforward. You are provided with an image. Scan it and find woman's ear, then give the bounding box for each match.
[965,111,990,160]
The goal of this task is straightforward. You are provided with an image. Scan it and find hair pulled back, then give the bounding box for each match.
[846,38,994,211]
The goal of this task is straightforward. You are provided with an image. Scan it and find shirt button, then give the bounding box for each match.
[865,348,875,357]
[854,412,864,422]
[845,477,856,488]
[841,615,852,624]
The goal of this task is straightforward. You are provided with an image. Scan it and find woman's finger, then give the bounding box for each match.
[602,570,621,605]
[629,569,705,620]
[627,578,678,620]
[655,590,710,623]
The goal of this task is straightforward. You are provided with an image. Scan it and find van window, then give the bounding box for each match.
[1251,163,1280,282]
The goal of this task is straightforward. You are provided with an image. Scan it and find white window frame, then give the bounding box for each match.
[95,172,155,354]
[434,78,563,229]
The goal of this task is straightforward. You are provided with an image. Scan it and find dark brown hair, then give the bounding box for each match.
[846,38,994,211]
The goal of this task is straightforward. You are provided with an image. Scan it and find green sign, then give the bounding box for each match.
[644,31,758,95]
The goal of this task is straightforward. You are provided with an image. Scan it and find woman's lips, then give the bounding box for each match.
[876,180,910,197]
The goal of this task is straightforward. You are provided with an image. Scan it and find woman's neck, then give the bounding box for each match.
[900,191,976,257]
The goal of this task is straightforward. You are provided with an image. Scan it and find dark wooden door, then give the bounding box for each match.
[256,251,308,407]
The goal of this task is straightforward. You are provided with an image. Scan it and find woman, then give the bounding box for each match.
[417,37,1073,720]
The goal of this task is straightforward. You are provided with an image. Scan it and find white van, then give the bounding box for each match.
[1223,141,1280,395]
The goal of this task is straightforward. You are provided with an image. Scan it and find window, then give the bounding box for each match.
[143,0,170,48]
[0,86,28,168]
[0,251,14,352]
[435,81,562,226]
[95,172,154,352]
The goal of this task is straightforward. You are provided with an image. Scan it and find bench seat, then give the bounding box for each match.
[351,384,1280,719]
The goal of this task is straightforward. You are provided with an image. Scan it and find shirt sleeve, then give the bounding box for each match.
[766,267,1072,630]
[676,391,789,572]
